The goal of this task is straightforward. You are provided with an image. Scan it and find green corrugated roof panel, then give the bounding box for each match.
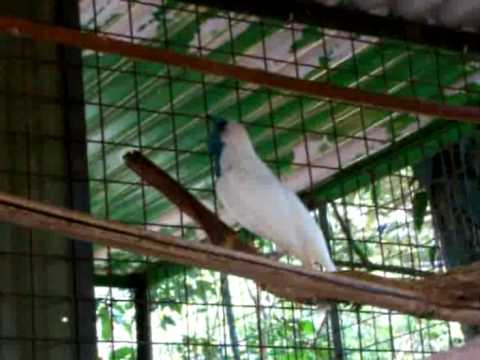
[80,1,480,228]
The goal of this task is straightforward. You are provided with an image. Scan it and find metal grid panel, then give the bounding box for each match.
[78,0,480,358]
[0,2,96,359]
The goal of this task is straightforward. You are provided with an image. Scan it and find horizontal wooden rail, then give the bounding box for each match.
[0,190,479,324]
[0,16,479,123]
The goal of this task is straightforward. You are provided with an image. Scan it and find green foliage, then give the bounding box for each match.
[299,319,315,335]
[96,288,136,360]
[159,314,176,330]
[176,336,222,360]
[97,302,112,341]
[109,347,135,360]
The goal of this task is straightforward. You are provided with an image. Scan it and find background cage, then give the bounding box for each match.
[1,0,480,359]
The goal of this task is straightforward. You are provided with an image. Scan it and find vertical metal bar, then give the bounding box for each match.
[329,306,344,360]
[56,1,97,359]
[134,274,152,360]
[318,202,344,360]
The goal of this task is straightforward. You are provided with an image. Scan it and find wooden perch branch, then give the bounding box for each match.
[0,191,480,324]
[123,151,257,254]
[122,151,480,323]
[1,16,480,123]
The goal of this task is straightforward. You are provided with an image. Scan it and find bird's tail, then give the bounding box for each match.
[307,246,336,272]
[322,256,337,272]
[311,234,336,330]
[316,301,331,331]
[316,232,336,272]
[302,259,334,330]
[307,225,337,272]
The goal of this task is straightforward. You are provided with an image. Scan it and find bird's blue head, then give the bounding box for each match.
[207,115,228,177]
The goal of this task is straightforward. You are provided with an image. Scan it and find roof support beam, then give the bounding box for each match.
[176,0,480,54]
[0,17,479,123]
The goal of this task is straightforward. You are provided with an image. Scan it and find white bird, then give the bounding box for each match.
[208,117,336,273]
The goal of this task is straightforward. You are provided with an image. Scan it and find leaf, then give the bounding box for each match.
[169,302,183,314]
[98,304,112,341]
[412,191,429,231]
[195,280,214,301]
[109,346,135,360]
[160,315,176,330]
[299,320,314,335]
[112,303,125,324]
[123,321,133,337]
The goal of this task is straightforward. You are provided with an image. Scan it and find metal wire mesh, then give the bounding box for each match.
[78,0,480,359]
[0,2,97,358]
[1,0,480,359]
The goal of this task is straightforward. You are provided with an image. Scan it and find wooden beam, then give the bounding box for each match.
[175,0,480,55]
[0,17,480,123]
[0,190,480,324]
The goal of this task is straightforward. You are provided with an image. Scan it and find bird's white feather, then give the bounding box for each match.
[215,123,336,272]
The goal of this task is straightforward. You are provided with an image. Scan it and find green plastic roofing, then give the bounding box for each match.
[80,1,480,229]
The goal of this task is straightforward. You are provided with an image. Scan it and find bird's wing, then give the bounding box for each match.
[216,170,296,253]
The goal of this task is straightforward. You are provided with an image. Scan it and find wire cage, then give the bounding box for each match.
[1,0,480,359]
